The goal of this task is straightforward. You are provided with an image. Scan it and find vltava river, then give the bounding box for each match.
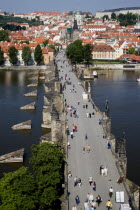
[91,70,140,186]
[0,70,44,176]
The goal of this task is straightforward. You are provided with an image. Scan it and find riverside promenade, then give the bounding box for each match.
[56,51,129,210]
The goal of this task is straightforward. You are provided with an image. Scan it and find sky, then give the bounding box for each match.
[0,0,140,14]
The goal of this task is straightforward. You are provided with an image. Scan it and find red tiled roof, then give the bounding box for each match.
[118,54,140,61]
[93,44,115,52]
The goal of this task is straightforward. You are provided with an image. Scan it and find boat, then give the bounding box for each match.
[92,70,98,78]
[137,78,140,82]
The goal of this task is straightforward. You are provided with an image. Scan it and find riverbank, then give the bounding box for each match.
[77,64,140,71]
[94,63,140,71]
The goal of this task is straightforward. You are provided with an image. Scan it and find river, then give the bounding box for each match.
[0,70,45,176]
[90,70,140,186]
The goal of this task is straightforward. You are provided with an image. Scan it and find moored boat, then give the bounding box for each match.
[92,70,98,78]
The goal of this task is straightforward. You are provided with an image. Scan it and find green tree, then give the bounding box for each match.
[111,12,116,20]
[85,14,90,18]
[22,46,31,65]
[8,46,18,65]
[0,30,10,41]
[102,15,109,22]
[22,26,26,30]
[0,47,5,65]
[34,44,43,65]
[67,40,84,68]
[35,16,40,20]
[84,44,93,68]
[128,47,135,54]
[43,39,49,47]
[0,167,37,210]
[48,44,55,51]
[30,143,64,209]
[117,12,137,26]
[0,15,43,27]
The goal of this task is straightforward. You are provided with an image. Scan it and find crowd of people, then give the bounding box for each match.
[56,51,130,210]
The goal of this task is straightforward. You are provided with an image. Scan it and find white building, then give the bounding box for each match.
[96,7,140,18]
[83,25,106,32]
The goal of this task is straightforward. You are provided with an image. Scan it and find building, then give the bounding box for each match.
[92,44,116,60]
[83,25,106,32]
[73,11,83,26]
[42,47,54,65]
[133,22,140,34]
[96,7,140,18]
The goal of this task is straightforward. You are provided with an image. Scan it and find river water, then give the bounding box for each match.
[90,70,140,186]
[0,70,45,176]
[0,70,140,186]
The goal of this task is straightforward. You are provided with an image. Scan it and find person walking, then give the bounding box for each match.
[106,200,112,210]
[68,169,72,178]
[84,201,89,209]
[117,175,124,184]
[86,104,88,109]
[89,113,91,118]
[72,205,77,210]
[67,142,70,149]
[109,187,114,198]
[92,201,97,209]
[92,112,95,116]
[74,177,78,187]
[70,131,74,139]
[87,193,90,201]
[86,113,89,118]
[96,195,102,206]
[89,193,94,203]
[83,147,85,152]
[73,124,75,132]
[100,165,103,175]
[66,128,70,136]
[78,178,82,187]
[75,195,80,205]
[87,145,90,152]
[101,168,105,176]
[104,167,108,176]
[89,176,93,186]
[128,196,133,208]
[107,141,111,149]
[85,134,88,140]
[93,181,96,191]
[99,119,102,125]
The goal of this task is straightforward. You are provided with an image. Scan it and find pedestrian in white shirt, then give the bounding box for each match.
[72,205,77,210]
[104,167,108,176]
[89,176,93,186]
[89,193,94,203]
[70,131,73,139]
[109,187,114,198]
